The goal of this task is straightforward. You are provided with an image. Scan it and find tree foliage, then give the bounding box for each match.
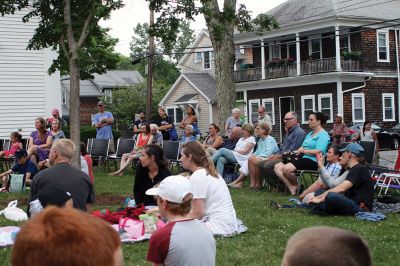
[21,0,123,80]
[103,80,170,127]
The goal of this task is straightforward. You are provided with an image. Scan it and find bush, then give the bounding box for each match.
[62,125,122,145]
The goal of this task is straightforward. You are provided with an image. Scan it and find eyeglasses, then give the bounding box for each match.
[283,118,294,121]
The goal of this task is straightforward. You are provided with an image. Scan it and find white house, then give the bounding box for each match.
[0,11,61,139]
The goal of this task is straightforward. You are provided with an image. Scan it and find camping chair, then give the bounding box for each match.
[87,138,94,155]
[162,141,181,173]
[0,139,13,172]
[295,170,319,195]
[359,141,375,165]
[106,138,136,171]
[89,139,110,168]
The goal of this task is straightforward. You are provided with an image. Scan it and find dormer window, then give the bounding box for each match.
[203,51,212,70]
[195,52,202,63]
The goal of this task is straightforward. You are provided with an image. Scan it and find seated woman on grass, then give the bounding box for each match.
[299,146,348,202]
[110,123,153,176]
[228,122,278,189]
[133,144,171,207]
[0,132,23,158]
[274,112,330,195]
[181,141,238,236]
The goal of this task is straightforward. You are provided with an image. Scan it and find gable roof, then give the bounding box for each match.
[61,78,102,97]
[159,73,217,106]
[268,0,400,27]
[91,70,144,89]
[177,29,210,68]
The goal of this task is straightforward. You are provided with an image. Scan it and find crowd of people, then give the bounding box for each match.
[0,102,379,265]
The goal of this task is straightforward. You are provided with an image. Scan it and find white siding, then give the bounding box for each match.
[0,12,61,138]
[163,79,211,135]
[179,34,215,77]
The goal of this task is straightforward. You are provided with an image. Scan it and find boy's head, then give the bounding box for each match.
[12,207,123,266]
[146,175,193,217]
[282,226,371,266]
[15,149,28,164]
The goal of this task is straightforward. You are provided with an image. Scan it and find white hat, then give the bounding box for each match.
[146,175,192,204]
[336,113,343,118]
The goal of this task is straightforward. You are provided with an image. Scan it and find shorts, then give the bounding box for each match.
[291,157,318,171]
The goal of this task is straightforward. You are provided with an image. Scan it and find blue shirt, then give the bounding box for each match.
[12,159,38,179]
[302,130,331,162]
[278,125,306,155]
[180,135,197,145]
[93,111,114,139]
[254,135,278,157]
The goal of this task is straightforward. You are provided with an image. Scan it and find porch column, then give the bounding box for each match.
[335,26,342,71]
[337,81,343,116]
[261,40,266,79]
[296,33,301,76]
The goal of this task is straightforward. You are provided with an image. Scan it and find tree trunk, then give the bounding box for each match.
[202,0,236,134]
[69,55,81,169]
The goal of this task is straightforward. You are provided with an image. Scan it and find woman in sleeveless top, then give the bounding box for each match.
[27,117,52,165]
[203,123,223,156]
[351,121,379,164]
[179,105,200,136]
[110,123,153,176]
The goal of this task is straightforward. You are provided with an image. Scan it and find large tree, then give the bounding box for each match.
[2,0,123,166]
[148,0,277,129]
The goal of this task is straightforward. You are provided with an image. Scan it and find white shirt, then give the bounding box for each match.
[80,155,89,175]
[190,168,238,236]
[233,136,256,166]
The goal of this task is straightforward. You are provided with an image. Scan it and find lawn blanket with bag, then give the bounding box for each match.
[92,203,166,243]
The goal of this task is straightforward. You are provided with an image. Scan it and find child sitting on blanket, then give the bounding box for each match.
[146,175,216,266]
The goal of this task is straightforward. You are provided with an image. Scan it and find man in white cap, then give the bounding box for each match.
[145,175,216,266]
[332,113,347,147]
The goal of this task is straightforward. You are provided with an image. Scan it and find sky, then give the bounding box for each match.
[100,0,287,56]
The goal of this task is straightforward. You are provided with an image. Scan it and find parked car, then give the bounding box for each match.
[347,123,400,150]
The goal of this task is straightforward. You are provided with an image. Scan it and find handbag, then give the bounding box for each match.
[119,217,145,240]
[282,152,303,164]
[8,174,25,193]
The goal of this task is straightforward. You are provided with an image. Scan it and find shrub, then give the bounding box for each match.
[62,125,121,145]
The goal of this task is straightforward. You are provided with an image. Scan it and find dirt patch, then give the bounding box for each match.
[94,194,130,205]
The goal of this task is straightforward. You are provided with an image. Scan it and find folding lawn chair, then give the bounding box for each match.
[106,138,135,171]
[162,141,181,173]
[295,170,319,195]
[89,139,110,168]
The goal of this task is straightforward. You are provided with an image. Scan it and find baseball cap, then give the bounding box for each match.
[52,108,59,115]
[339,143,364,156]
[15,149,28,159]
[146,175,192,204]
[37,188,72,208]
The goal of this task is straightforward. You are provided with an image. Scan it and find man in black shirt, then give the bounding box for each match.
[29,139,95,215]
[309,143,374,215]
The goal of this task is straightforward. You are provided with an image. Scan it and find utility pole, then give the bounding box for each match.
[146,5,154,121]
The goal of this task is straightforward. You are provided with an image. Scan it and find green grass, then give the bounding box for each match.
[0,167,399,265]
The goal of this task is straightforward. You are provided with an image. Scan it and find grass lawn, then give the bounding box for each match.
[0,167,399,266]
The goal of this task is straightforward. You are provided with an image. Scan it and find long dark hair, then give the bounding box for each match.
[362,121,371,136]
[143,144,168,168]
[311,112,328,126]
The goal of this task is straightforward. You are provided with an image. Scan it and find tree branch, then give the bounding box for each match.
[77,3,96,49]
[59,33,70,61]
[64,0,77,52]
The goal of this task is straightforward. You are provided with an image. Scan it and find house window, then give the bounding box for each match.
[195,52,202,63]
[203,51,212,70]
[377,30,389,62]
[309,36,321,60]
[166,107,183,124]
[262,98,275,125]
[382,93,395,121]
[269,42,280,59]
[236,91,244,103]
[301,95,315,124]
[352,93,365,122]
[248,99,260,124]
[340,33,350,53]
[104,89,112,103]
[239,45,245,54]
[318,94,333,123]
[61,90,66,106]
